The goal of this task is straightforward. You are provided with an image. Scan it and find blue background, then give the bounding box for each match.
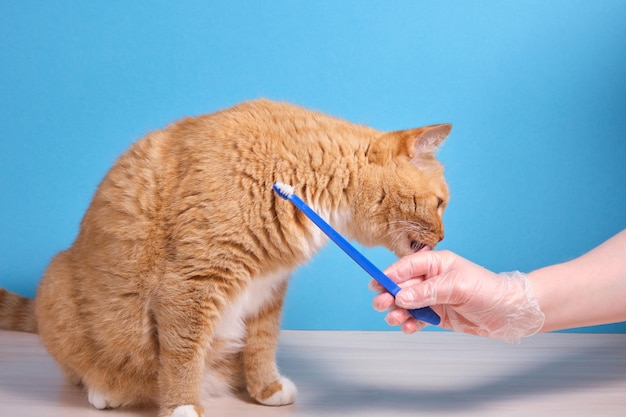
[1,1,625,333]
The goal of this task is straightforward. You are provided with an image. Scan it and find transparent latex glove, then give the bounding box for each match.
[371,250,545,343]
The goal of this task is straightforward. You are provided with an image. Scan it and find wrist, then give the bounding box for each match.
[490,271,545,343]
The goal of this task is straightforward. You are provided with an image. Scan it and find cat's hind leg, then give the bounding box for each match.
[153,270,236,417]
[87,386,123,410]
[166,404,204,417]
[58,364,82,387]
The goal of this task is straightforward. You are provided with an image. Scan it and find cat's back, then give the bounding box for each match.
[69,99,375,270]
[172,99,375,158]
[169,99,376,186]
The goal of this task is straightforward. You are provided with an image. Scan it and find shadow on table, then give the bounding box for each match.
[277,334,626,413]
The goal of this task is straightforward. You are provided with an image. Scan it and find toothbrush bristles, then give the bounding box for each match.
[273,182,295,199]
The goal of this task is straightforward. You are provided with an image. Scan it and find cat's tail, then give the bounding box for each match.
[0,288,38,333]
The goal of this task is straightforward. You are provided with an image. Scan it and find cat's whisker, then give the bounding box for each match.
[383,219,433,253]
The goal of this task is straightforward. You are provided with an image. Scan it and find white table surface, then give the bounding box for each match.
[1,329,624,417]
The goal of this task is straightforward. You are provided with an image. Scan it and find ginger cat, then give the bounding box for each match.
[0,99,451,417]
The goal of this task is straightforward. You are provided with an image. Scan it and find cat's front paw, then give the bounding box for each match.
[254,376,297,406]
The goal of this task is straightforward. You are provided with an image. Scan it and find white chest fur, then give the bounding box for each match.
[212,270,288,350]
[301,206,352,258]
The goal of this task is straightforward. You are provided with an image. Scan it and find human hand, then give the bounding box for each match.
[371,250,545,343]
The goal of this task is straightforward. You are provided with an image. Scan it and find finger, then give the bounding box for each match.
[384,307,411,326]
[383,251,437,284]
[401,318,427,334]
[370,275,425,296]
[372,291,395,312]
[395,281,437,310]
[368,279,384,292]
[395,268,468,310]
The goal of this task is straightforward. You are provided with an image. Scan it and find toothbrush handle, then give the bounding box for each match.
[288,193,441,326]
[408,306,442,326]
[408,307,441,326]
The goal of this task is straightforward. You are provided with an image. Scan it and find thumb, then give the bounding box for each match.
[395,278,439,309]
[395,269,463,309]
[396,268,469,309]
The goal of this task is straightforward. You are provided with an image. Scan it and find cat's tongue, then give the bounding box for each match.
[419,245,432,252]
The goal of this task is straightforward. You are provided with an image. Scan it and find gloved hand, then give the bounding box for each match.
[371,250,545,343]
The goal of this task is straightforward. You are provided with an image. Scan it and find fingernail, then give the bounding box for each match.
[397,289,415,304]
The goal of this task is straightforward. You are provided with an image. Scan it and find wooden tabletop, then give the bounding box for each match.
[1,329,624,417]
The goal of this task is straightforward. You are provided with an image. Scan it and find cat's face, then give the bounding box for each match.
[350,125,451,258]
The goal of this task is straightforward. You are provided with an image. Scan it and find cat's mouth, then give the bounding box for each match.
[410,241,431,253]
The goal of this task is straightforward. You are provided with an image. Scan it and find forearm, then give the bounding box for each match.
[528,229,626,332]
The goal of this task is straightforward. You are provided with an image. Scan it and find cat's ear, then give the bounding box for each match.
[368,124,451,166]
[408,123,451,157]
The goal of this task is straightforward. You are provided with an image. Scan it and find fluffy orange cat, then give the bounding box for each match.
[0,99,451,417]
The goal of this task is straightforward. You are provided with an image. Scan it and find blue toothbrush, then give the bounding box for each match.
[272,182,441,326]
